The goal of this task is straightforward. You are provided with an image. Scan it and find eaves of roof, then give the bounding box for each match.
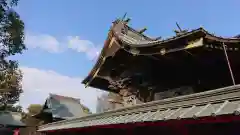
[38,84,240,132]
[82,20,240,87]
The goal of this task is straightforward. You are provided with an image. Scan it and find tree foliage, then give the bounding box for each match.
[27,104,42,115]
[21,104,43,126]
[0,0,26,112]
[0,0,25,59]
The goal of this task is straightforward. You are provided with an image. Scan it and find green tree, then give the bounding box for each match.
[0,0,26,112]
[27,104,42,115]
[21,104,43,126]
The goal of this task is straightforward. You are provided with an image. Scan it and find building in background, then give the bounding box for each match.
[96,93,111,113]
[0,111,26,135]
[34,93,90,124]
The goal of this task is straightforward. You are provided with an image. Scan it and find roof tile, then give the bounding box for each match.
[38,85,240,132]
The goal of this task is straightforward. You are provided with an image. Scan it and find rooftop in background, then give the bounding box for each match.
[0,111,26,128]
[34,93,90,123]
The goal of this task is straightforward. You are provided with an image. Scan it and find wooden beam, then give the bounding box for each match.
[222,42,236,85]
[85,57,106,88]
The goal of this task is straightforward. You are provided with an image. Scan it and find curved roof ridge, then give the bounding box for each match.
[113,21,240,48]
[49,93,80,102]
[82,19,240,87]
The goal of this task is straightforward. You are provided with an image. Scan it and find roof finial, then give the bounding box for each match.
[121,12,127,21]
[174,22,188,36]
[176,22,182,32]
[125,18,131,23]
[139,27,147,34]
[121,12,131,23]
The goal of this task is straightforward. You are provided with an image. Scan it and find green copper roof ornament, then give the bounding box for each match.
[121,12,127,21]
[139,27,147,34]
[174,22,188,36]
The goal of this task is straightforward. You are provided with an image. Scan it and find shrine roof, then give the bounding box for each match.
[38,84,240,132]
[82,19,240,89]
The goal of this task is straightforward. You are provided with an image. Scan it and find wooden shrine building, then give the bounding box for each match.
[37,18,240,135]
[82,19,240,103]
